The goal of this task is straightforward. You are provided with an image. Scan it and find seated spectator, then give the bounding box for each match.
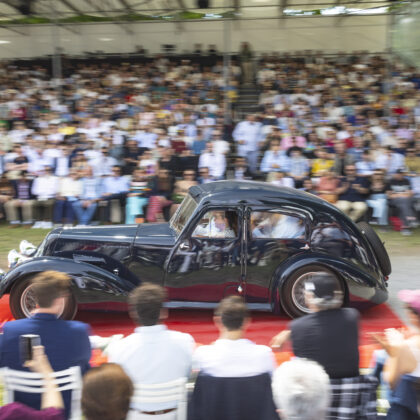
[288,149,309,188]
[5,170,34,226]
[366,170,388,228]
[272,359,330,420]
[332,142,354,176]
[375,146,405,176]
[99,165,130,224]
[125,168,151,224]
[374,290,420,419]
[0,346,65,420]
[405,148,420,176]
[31,166,59,229]
[197,167,214,184]
[270,273,359,379]
[387,169,418,235]
[72,167,102,226]
[193,295,275,377]
[226,157,253,180]
[0,271,91,419]
[53,169,82,227]
[171,170,197,214]
[335,164,369,221]
[356,150,375,177]
[190,296,276,420]
[311,148,334,178]
[260,139,290,181]
[270,171,295,188]
[81,363,133,420]
[317,170,339,203]
[301,177,318,195]
[107,283,194,416]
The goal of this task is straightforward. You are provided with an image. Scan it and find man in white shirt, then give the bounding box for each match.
[232,114,262,173]
[31,166,59,228]
[260,139,290,181]
[108,284,195,416]
[198,142,226,180]
[193,296,276,378]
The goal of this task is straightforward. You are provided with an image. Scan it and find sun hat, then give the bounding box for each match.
[398,290,420,314]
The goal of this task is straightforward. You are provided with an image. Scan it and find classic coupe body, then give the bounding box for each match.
[0,181,391,319]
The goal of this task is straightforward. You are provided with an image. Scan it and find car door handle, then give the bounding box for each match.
[300,244,310,250]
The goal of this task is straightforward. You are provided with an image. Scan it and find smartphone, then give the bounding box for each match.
[20,334,41,364]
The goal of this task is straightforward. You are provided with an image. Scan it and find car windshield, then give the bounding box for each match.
[169,194,198,236]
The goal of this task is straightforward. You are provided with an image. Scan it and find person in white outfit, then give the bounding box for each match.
[107,284,195,420]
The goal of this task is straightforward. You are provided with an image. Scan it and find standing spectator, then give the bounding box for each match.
[387,169,418,235]
[171,170,198,214]
[239,42,253,83]
[272,359,330,420]
[5,170,35,226]
[336,164,369,221]
[107,284,194,416]
[198,142,226,180]
[72,167,102,226]
[147,168,173,222]
[232,114,262,173]
[0,271,91,419]
[31,166,59,229]
[125,168,150,224]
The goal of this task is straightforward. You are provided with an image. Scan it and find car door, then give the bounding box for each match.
[165,206,244,302]
[245,206,310,303]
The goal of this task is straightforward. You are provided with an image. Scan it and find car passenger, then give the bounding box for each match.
[194,211,236,238]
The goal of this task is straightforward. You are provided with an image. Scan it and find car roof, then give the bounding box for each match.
[189,180,330,209]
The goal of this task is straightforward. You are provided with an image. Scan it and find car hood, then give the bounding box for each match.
[58,225,138,243]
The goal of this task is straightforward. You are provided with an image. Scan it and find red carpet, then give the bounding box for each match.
[0,296,404,368]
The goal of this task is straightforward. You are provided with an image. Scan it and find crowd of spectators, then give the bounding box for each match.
[1,271,420,420]
[0,51,418,233]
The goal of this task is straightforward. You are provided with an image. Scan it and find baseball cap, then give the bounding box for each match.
[304,273,339,300]
[398,290,420,314]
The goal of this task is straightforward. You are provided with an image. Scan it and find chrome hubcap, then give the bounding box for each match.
[20,284,37,318]
[291,271,341,314]
[20,284,65,318]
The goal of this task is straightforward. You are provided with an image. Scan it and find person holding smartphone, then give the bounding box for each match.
[0,345,65,419]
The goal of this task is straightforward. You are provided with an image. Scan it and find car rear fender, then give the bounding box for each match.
[0,257,139,303]
[269,253,383,309]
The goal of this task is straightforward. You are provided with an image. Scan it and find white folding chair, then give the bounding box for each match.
[130,377,188,420]
[1,366,82,420]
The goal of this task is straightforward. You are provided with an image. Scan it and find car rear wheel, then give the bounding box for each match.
[10,277,77,320]
[281,265,344,318]
[357,221,391,276]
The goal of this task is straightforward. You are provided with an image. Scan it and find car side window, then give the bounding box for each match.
[250,211,305,239]
[192,210,238,239]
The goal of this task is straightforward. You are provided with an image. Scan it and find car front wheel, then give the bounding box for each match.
[281,265,344,318]
[10,277,78,320]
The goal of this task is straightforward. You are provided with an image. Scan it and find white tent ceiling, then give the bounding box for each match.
[0,0,398,19]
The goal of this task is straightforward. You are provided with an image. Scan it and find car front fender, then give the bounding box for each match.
[0,256,139,304]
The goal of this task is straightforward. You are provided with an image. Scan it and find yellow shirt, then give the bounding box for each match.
[311,159,334,176]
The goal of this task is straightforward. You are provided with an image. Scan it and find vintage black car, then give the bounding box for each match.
[0,181,391,319]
